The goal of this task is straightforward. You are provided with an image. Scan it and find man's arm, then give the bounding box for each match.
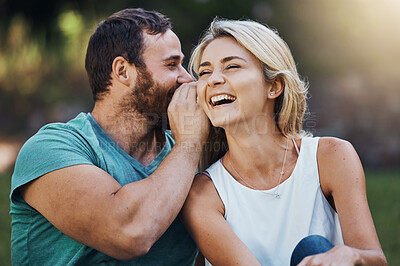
[20,83,209,260]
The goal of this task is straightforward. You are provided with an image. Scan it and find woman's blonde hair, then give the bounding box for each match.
[190,19,309,170]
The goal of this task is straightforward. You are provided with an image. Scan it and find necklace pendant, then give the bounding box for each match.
[274,193,281,199]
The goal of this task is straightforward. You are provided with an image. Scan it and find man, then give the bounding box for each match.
[10,8,209,265]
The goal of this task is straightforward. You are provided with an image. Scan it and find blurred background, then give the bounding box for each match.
[0,0,399,264]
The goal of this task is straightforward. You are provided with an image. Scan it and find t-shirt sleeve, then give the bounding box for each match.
[10,125,97,206]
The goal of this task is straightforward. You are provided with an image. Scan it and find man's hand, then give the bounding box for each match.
[168,82,210,146]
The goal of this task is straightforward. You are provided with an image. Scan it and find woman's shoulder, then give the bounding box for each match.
[316,137,359,167]
[193,173,215,192]
[185,172,225,216]
[316,136,363,195]
[317,136,355,157]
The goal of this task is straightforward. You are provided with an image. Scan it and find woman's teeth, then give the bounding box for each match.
[210,95,236,106]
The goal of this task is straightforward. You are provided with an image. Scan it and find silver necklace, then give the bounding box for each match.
[226,138,289,199]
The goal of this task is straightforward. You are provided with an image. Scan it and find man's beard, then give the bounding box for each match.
[119,67,179,131]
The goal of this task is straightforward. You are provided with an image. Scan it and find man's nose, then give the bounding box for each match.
[177,66,194,84]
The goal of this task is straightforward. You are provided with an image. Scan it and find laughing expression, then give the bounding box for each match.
[197,37,271,130]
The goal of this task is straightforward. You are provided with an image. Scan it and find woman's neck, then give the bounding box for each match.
[223,128,298,190]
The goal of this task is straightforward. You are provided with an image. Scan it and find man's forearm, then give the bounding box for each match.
[111,140,203,253]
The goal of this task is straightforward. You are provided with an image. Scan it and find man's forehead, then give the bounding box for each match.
[142,30,184,61]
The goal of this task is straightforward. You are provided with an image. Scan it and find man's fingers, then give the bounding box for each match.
[187,85,197,101]
[179,81,197,100]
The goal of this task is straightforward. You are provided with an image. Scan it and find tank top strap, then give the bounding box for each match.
[299,137,320,161]
[292,138,300,156]
[293,137,321,185]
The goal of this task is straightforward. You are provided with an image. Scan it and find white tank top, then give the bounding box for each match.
[204,137,343,266]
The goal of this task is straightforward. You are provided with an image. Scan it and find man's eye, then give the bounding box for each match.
[167,63,177,67]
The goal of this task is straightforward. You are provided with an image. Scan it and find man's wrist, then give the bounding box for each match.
[174,140,204,154]
[350,247,364,266]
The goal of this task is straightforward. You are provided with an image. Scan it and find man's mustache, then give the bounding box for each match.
[169,83,181,96]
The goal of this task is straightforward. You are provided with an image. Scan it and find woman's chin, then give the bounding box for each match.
[210,119,232,130]
[210,120,224,128]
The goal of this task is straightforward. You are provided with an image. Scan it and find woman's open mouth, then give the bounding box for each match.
[209,94,237,107]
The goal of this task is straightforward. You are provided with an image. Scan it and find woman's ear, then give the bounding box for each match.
[267,78,284,99]
[111,56,136,86]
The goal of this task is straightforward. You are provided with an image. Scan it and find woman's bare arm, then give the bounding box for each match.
[181,174,260,266]
[301,137,387,265]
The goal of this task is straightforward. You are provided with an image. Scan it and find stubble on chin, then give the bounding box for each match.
[118,67,179,131]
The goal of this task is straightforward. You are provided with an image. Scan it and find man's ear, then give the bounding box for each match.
[267,77,284,99]
[111,56,136,86]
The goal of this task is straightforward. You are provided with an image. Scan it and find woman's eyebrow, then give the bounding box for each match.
[199,61,211,67]
[199,56,247,68]
[221,56,247,63]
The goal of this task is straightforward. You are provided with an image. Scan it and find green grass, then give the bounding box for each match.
[0,168,398,265]
[366,169,400,265]
[0,169,11,266]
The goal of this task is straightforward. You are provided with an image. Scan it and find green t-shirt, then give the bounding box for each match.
[10,112,197,265]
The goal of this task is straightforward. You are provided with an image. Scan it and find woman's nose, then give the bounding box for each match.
[207,71,224,87]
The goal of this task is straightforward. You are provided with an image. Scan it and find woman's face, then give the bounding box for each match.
[197,37,272,130]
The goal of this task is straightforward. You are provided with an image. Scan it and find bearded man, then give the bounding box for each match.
[10,8,209,265]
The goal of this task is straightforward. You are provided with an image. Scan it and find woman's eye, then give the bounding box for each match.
[226,65,240,70]
[199,70,211,77]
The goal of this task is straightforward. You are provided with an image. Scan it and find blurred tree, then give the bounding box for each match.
[0,0,398,168]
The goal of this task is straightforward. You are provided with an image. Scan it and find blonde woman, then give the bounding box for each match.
[181,19,387,265]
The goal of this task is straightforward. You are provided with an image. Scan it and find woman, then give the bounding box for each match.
[181,19,387,265]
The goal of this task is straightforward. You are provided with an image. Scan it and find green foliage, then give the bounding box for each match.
[1,0,261,135]
[0,0,399,167]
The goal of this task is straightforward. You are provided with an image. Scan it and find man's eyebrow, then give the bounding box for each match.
[163,55,184,61]
[199,56,247,67]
